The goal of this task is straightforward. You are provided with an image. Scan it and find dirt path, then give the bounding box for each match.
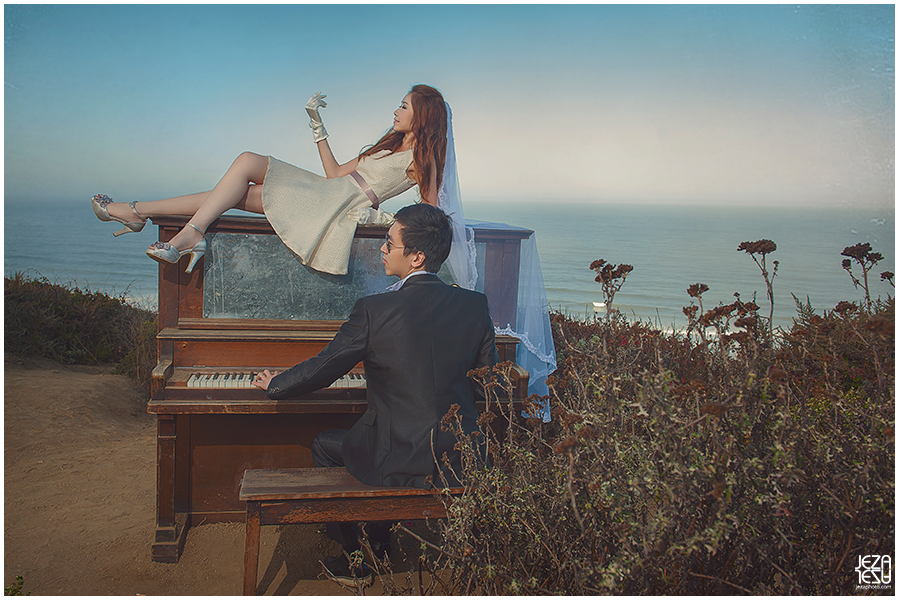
[3,357,411,595]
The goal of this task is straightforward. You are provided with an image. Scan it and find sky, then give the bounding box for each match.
[3,3,895,208]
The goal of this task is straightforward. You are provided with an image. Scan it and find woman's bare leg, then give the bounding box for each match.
[108,152,269,252]
[164,151,268,251]
[104,191,211,228]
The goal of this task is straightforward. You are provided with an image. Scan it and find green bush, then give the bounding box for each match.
[4,273,157,389]
[4,575,29,595]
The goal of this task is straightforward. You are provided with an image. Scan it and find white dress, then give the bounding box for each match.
[261,149,416,275]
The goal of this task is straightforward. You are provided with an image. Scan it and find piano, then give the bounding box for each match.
[146,214,532,563]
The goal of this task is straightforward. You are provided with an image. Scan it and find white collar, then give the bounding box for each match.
[385,270,433,292]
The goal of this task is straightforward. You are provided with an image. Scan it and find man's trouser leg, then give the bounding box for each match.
[312,429,391,557]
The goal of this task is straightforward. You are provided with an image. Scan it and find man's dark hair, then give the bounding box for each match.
[394,204,453,273]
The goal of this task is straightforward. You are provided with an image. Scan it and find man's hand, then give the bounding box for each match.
[252,369,280,390]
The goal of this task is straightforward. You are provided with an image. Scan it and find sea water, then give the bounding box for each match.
[5,200,161,309]
[4,199,894,331]
[466,201,895,331]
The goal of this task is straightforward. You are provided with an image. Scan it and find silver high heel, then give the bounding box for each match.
[91,194,146,236]
[146,224,207,273]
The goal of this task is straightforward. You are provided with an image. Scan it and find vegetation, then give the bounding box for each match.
[4,273,157,390]
[4,575,29,595]
[4,240,894,595]
[383,239,894,595]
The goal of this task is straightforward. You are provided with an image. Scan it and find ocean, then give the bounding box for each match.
[4,199,894,331]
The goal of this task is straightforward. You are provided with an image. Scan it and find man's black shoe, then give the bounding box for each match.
[322,552,373,586]
[367,541,391,562]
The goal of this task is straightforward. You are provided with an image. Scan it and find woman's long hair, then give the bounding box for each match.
[359,84,447,202]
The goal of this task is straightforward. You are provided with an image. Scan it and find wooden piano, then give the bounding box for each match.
[146,214,533,563]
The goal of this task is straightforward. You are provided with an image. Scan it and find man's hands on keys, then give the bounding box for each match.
[252,369,279,390]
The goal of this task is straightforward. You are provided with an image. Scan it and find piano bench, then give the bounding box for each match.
[239,467,462,595]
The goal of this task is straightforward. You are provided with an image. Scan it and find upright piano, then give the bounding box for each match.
[146,214,533,563]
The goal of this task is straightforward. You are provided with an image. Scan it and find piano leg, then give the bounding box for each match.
[151,414,190,562]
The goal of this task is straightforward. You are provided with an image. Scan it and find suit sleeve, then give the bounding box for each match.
[477,296,500,369]
[469,297,500,402]
[266,299,369,400]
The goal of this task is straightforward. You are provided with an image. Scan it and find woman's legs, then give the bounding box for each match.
[105,152,268,251]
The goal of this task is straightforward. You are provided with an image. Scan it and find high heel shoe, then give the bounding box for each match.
[146,224,207,273]
[91,194,147,236]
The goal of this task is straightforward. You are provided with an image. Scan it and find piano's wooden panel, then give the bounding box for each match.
[146,214,532,562]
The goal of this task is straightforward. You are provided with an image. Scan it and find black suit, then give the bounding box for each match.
[266,273,498,489]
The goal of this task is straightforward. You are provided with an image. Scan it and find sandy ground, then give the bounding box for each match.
[4,357,431,596]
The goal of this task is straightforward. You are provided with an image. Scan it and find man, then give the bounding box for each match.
[253,203,498,584]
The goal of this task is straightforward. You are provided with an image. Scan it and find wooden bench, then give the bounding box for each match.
[239,467,462,595]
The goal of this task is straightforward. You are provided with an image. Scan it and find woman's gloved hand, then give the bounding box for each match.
[305,92,328,142]
[347,207,395,226]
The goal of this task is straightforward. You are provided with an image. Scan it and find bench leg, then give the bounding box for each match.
[243,503,261,595]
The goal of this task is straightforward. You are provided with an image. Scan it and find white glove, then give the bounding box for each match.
[347,207,395,226]
[305,92,328,142]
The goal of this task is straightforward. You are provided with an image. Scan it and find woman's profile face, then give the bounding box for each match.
[393,94,414,133]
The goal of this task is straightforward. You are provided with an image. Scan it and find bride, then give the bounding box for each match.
[91,84,475,289]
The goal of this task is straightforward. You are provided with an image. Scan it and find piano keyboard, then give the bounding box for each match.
[186,372,367,389]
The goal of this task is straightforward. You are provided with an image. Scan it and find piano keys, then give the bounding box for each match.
[183,371,366,389]
[146,214,532,563]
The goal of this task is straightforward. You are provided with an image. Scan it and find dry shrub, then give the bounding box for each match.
[401,244,894,595]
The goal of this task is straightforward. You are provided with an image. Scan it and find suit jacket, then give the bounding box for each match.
[266,273,498,489]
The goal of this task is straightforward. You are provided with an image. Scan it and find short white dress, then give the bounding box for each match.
[261,149,416,275]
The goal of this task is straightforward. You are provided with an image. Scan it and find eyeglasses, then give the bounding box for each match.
[384,231,420,254]
[384,232,406,253]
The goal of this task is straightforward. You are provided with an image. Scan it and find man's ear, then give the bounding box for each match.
[411,251,426,269]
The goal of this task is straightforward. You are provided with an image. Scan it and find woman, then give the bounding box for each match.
[91,84,474,285]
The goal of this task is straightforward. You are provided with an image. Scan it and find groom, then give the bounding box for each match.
[253,203,498,583]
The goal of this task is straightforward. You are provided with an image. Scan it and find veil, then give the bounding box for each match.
[436,102,478,290]
[434,101,556,407]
